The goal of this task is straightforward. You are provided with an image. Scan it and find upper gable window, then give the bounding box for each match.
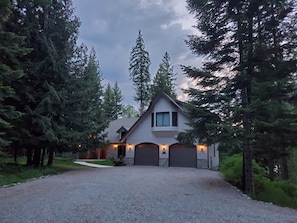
[156,112,170,126]
[172,112,178,126]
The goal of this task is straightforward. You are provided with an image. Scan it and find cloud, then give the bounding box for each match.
[72,0,203,106]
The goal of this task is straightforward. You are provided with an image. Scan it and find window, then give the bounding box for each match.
[172,112,178,126]
[156,112,170,126]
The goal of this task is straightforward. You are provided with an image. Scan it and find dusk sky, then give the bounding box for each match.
[72,0,203,106]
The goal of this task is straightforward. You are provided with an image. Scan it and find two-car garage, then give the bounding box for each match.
[134,143,197,168]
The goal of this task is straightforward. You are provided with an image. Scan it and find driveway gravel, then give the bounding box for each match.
[0,166,296,223]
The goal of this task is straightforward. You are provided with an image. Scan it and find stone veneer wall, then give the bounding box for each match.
[106,147,117,160]
[159,158,168,167]
[124,157,134,166]
[197,159,208,169]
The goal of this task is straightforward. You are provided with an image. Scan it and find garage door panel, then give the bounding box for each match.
[169,146,196,168]
[135,145,159,166]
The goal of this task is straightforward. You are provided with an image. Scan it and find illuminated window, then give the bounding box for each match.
[156,112,170,126]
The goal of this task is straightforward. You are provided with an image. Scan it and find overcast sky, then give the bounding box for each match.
[72,0,202,106]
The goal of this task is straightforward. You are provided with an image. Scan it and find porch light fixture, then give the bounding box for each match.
[128,145,132,150]
[162,146,166,154]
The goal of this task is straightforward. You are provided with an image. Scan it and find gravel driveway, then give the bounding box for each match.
[0,166,296,223]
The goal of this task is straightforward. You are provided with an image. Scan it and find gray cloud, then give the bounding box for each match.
[72,0,202,105]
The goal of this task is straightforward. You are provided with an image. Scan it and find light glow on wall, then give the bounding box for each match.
[197,144,207,152]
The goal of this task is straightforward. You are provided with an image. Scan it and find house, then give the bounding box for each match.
[103,92,219,170]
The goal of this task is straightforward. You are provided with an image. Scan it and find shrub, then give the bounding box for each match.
[221,155,297,209]
[220,154,243,187]
[220,154,266,187]
[113,155,126,166]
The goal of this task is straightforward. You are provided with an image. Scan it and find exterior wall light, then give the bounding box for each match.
[162,146,166,154]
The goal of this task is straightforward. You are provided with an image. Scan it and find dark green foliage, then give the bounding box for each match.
[129,30,151,115]
[150,52,177,100]
[64,47,107,153]
[103,82,123,122]
[0,0,108,167]
[0,0,30,148]
[221,155,297,209]
[113,155,126,166]
[182,0,297,194]
[220,154,267,188]
[288,147,297,183]
[121,105,139,118]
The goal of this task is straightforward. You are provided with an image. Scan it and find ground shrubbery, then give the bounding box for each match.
[0,157,84,186]
[220,155,297,209]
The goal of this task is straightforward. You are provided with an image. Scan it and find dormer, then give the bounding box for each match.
[116,126,128,140]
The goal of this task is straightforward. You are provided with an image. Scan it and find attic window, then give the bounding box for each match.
[172,112,178,126]
[156,112,170,126]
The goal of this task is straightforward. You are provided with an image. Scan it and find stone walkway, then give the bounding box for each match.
[74,160,113,168]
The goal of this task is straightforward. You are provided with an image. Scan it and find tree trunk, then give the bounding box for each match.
[32,147,41,167]
[14,146,18,163]
[280,155,289,180]
[40,148,46,167]
[268,157,274,181]
[241,8,255,196]
[26,148,33,166]
[47,148,54,166]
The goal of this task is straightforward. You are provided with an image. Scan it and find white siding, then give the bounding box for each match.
[126,97,191,147]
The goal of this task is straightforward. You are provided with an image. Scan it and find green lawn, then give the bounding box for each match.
[0,157,85,187]
[87,160,114,166]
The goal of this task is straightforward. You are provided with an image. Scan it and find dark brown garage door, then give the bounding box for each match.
[135,143,159,166]
[169,144,197,168]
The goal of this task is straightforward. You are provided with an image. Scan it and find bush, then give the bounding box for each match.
[220,155,297,209]
[113,155,126,166]
[220,154,243,187]
[220,154,266,188]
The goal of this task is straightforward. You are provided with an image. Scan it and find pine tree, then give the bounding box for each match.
[151,52,177,99]
[103,82,123,122]
[182,0,297,194]
[0,0,29,149]
[129,30,151,115]
[66,47,106,153]
[7,0,80,166]
[103,83,115,122]
[122,105,139,118]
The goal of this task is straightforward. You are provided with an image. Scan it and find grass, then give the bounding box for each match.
[0,157,85,187]
[87,160,114,166]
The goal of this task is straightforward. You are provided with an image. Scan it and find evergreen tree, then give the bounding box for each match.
[103,82,123,122]
[182,0,297,194]
[129,30,151,115]
[7,0,80,166]
[0,0,29,149]
[151,52,177,99]
[66,47,106,153]
[112,82,124,119]
[103,83,115,122]
[122,105,139,118]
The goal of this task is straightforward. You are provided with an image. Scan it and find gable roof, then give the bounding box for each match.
[120,92,186,142]
[106,117,138,143]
